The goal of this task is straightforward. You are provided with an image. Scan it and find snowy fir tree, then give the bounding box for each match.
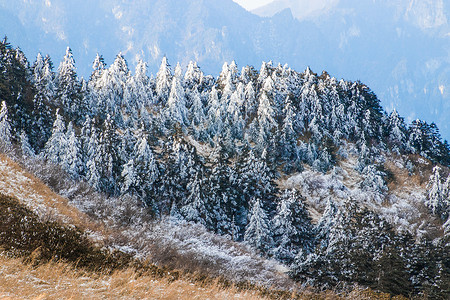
[181,164,210,226]
[44,109,67,165]
[244,198,274,254]
[30,53,54,149]
[128,133,159,206]
[156,56,172,105]
[164,68,188,128]
[64,122,83,178]
[271,189,313,263]
[426,166,450,220]
[0,101,12,150]
[55,47,82,121]
[19,130,35,157]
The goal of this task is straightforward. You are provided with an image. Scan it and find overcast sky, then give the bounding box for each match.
[233,0,274,11]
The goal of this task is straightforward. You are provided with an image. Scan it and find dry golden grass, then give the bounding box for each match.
[0,254,409,300]
[0,255,271,300]
[0,154,105,238]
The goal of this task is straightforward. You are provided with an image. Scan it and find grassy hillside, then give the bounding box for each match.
[0,154,411,299]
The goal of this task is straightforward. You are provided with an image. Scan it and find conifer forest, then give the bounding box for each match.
[0,38,449,298]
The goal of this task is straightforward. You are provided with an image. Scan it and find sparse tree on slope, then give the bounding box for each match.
[426,166,449,220]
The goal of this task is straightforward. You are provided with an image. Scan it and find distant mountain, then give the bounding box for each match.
[252,0,339,20]
[1,0,449,139]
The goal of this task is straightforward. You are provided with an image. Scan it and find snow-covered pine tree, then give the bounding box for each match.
[133,132,159,206]
[315,198,338,248]
[158,139,191,215]
[87,53,106,115]
[189,88,207,140]
[272,189,313,263]
[234,146,278,209]
[121,158,137,195]
[184,61,203,90]
[20,130,35,157]
[55,47,82,122]
[30,53,54,150]
[244,197,274,253]
[164,67,188,128]
[206,87,224,136]
[208,143,238,234]
[280,95,299,171]
[360,164,388,203]
[386,109,407,153]
[96,114,121,194]
[43,109,66,165]
[156,56,172,106]
[85,126,101,191]
[224,86,245,142]
[255,80,277,152]
[0,101,12,151]
[426,166,449,219]
[123,59,152,120]
[181,159,210,226]
[64,122,83,178]
[243,81,257,121]
[189,88,205,127]
[106,52,129,119]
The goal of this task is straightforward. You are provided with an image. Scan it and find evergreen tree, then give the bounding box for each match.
[55,47,81,122]
[164,70,188,128]
[272,189,314,263]
[244,198,274,254]
[208,144,238,234]
[280,95,300,171]
[87,53,106,115]
[44,109,66,165]
[133,133,159,205]
[19,130,35,157]
[243,81,257,121]
[184,61,203,90]
[30,53,54,150]
[85,126,101,191]
[426,166,449,219]
[96,114,121,194]
[156,56,172,105]
[360,164,388,203]
[121,158,137,195]
[386,109,407,153]
[256,86,277,152]
[181,157,210,226]
[64,122,83,178]
[0,101,12,150]
[206,87,224,136]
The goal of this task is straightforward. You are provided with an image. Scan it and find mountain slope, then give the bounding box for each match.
[1,37,449,297]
